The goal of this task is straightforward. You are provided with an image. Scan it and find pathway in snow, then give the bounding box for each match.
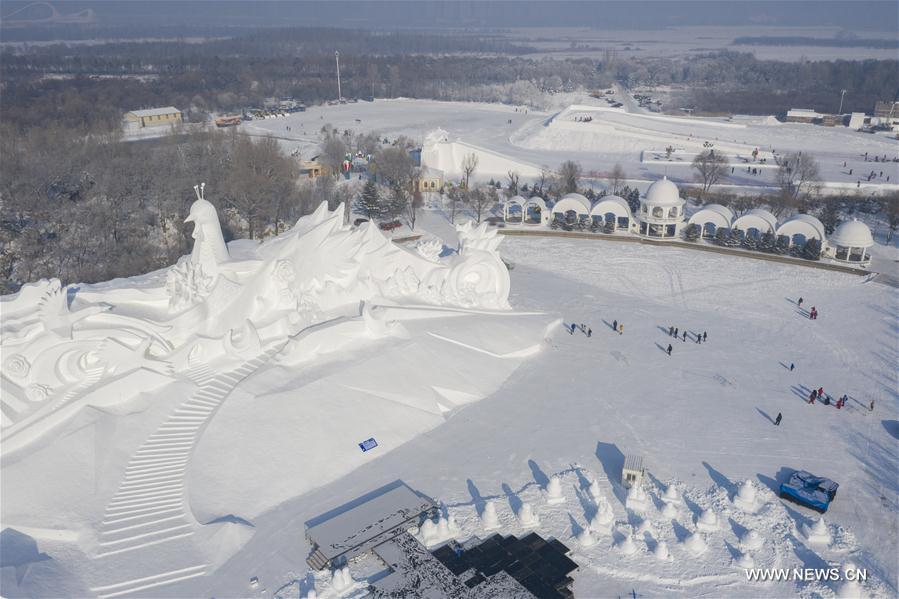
[88,344,284,598]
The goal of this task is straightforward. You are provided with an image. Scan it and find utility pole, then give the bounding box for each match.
[335,51,342,102]
[838,89,847,114]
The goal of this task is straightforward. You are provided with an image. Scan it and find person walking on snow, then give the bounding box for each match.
[775,412,782,426]
[674,327,679,338]
[798,297,803,308]
[789,362,795,371]
[619,324,624,335]
[667,344,672,356]
[587,327,592,338]
[613,319,618,332]
[870,399,875,411]
[682,330,687,342]
[669,326,674,336]
[703,331,707,342]
[818,387,824,398]
[809,389,817,404]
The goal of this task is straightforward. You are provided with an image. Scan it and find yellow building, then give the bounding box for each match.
[416,166,444,193]
[299,160,328,179]
[123,107,182,129]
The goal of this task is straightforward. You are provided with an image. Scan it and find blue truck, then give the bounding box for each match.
[779,470,839,512]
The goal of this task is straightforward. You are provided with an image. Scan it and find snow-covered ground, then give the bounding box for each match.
[244,98,898,196]
[5,204,895,598]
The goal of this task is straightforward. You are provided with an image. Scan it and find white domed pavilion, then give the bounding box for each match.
[590,195,633,232]
[776,214,826,248]
[637,177,685,238]
[826,219,874,265]
[688,204,734,239]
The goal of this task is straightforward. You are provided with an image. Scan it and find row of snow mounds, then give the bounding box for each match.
[89,344,285,599]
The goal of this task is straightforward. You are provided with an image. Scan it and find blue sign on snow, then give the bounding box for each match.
[359,438,378,452]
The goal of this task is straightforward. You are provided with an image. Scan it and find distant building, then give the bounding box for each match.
[299,160,328,179]
[785,108,824,124]
[874,101,899,131]
[847,112,868,129]
[820,114,843,127]
[123,107,182,131]
[416,166,444,193]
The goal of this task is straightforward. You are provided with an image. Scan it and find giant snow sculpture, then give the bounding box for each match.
[0,187,513,454]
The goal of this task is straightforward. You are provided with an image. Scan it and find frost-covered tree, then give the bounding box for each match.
[506,170,520,196]
[775,152,820,214]
[355,179,383,221]
[461,152,479,189]
[692,150,729,199]
[558,160,582,195]
[607,163,626,196]
[802,238,823,261]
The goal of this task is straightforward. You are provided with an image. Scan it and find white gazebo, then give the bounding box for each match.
[775,214,826,248]
[688,204,734,239]
[590,195,633,232]
[523,196,548,225]
[732,208,778,241]
[826,218,874,265]
[551,193,592,226]
[503,195,526,224]
[637,176,685,238]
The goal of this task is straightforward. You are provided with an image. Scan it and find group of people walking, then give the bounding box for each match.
[798,297,818,320]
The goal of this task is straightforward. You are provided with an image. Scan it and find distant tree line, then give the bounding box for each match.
[732,36,899,49]
[0,127,313,291]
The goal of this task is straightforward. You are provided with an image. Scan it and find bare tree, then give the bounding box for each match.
[506,170,520,196]
[692,150,729,200]
[558,160,582,195]
[407,189,423,230]
[466,185,496,224]
[461,152,479,189]
[446,185,462,224]
[606,163,626,196]
[533,167,550,198]
[775,152,821,214]
[320,135,348,176]
[886,193,899,242]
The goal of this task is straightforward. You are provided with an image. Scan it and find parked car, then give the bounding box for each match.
[779,470,838,512]
[379,220,402,232]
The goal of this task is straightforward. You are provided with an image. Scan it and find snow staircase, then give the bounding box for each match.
[90,346,282,597]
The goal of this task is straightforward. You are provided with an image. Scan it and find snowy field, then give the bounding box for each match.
[243,98,898,195]
[198,219,897,599]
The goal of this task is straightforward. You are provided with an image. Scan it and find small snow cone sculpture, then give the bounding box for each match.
[683,531,708,556]
[696,508,719,533]
[545,475,565,505]
[419,519,436,543]
[662,484,682,504]
[332,567,352,591]
[653,540,671,561]
[733,479,759,512]
[617,533,638,555]
[625,484,651,513]
[735,550,755,569]
[481,500,501,531]
[588,479,603,501]
[802,517,832,546]
[661,500,678,519]
[740,529,764,551]
[590,496,615,532]
[305,590,317,599]
[836,562,867,599]
[517,502,540,528]
[577,527,597,548]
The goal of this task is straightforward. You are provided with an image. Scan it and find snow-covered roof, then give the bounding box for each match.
[642,177,682,207]
[733,209,777,234]
[507,195,528,206]
[524,196,547,210]
[590,195,632,219]
[128,106,181,117]
[776,213,826,242]
[829,218,874,248]
[551,193,592,215]
[688,204,734,228]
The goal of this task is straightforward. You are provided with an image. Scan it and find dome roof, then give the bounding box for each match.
[689,204,734,228]
[643,177,682,207]
[734,209,778,233]
[591,195,631,218]
[830,218,874,248]
[507,195,527,205]
[552,193,592,214]
[775,213,826,241]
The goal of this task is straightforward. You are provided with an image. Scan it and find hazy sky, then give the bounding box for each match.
[3,1,898,32]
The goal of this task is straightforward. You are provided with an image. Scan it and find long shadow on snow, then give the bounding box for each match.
[756,408,776,425]
[702,461,736,495]
[527,459,550,489]
[501,482,523,514]
[595,441,626,506]
[467,479,486,517]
